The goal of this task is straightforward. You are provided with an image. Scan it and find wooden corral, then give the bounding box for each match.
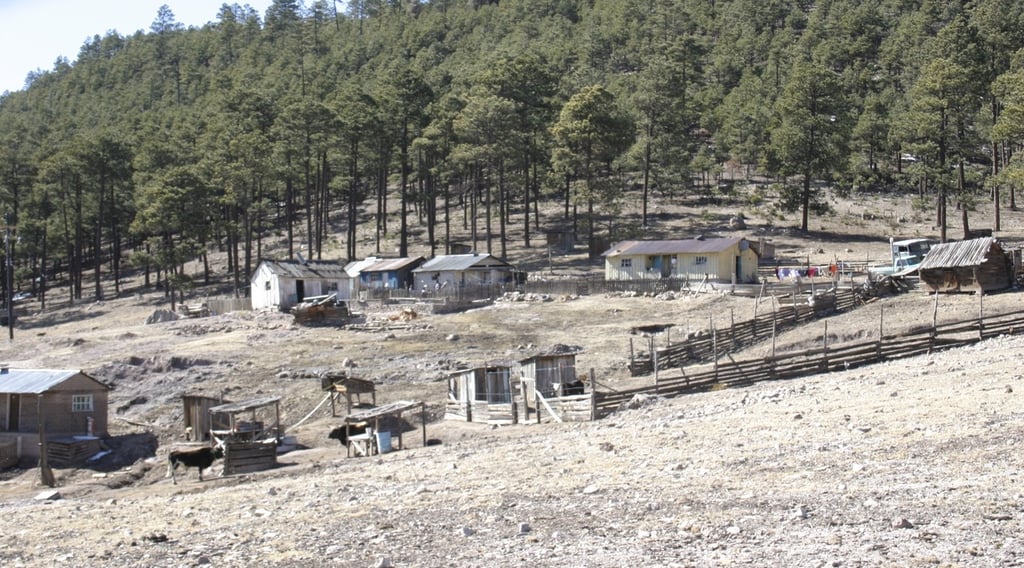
[446,364,517,424]
[595,307,1024,419]
[917,237,1013,293]
[208,397,283,475]
[321,374,376,416]
[342,400,426,458]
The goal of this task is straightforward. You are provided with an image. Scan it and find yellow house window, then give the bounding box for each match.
[72,394,94,412]
[694,256,708,265]
[620,259,632,268]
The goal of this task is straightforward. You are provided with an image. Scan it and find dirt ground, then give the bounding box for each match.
[0,187,1022,566]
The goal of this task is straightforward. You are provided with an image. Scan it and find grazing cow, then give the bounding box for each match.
[562,380,586,396]
[328,423,368,446]
[167,445,224,484]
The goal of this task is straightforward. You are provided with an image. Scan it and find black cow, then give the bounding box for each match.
[167,445,224,484]
[562,380,586,395]
[328,423,368,446]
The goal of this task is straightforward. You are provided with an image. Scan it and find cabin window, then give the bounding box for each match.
[72,394,94,412]
[620,259,632,269]
[326,282,338,293]
[264,281,271,290]
[694,256,708,265]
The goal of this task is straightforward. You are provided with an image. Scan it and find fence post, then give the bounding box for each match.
[589,368,597,420]
[712,322,719,383]
[978,284,984,340]
[822,320,829,372]
[930,292,938,353]
[876,306,884,361]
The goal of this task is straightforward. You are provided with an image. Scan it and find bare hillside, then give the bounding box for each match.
[0,187,1022,566]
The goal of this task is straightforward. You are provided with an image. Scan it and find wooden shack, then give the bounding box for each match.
[445,363,516,424]
[917,237,1013,293]
[321,373,376,416]
[181,394,232,441]
[342,400,427,458]
[0,368,109,465]
[208,397,282,475]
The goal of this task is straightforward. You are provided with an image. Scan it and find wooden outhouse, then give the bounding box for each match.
[445,363,516,424]
[0,368,109,464]
[917,237,1013,293]
[602,236,759,283]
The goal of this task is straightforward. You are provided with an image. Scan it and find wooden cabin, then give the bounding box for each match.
[602,236,759,283]
[917,237,1013,293]
[0,368,109,464]
[445,363,516,424]
[412,253,517,292]
[251,258,352,311]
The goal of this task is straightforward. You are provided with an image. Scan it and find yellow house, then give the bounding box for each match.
[602,237,760,283]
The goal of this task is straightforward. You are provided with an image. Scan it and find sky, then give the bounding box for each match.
[0,0,276,95]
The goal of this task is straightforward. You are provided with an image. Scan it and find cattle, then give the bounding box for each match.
[328,423,368,446]
[167,444,224,484]
[562,380,586,396]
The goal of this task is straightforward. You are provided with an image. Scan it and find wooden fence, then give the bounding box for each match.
[630,288,858,375]
[595,307,1024,419]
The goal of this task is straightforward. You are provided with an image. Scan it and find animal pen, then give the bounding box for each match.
[595,296,1024,419]
[208,397,282,475]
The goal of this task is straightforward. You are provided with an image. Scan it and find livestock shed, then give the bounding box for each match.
[251,258,352,311]
[602,236,759,283]
[0,368,109,464]
[181,394,232,441]
[321,373,376,416]
[356,256,425,292]
[917,237,1012,293]
[446,363,517,424]
[208,397,282,475]
[412,253,518,291]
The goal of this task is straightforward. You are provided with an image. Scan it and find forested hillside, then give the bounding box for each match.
[1,0,1023,303]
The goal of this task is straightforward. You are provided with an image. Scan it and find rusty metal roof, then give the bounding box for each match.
[918,237,999,270]
[359,257,425,273]
[414,253,513,272]
[258,259,350,280]
[603,237,746,257]
[0,369,107,394]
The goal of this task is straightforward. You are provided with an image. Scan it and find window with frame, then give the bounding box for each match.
[264,281,271,290]
[694,256,708,265]
[72,394,94,412]
[620,259,632,269]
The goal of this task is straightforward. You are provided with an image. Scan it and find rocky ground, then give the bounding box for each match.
[0,186,1022,566]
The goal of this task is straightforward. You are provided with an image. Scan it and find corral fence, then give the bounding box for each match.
[630,287,858,375]
[594,305,1024,419]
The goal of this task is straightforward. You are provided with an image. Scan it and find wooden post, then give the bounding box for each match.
[712,323,719,383]
[421,402,427,447]
[589,369,597,421]
[823,320,829,372]
[628,337,635,371]
[730,308,736,350]
[978,275,985,340]
[877,306,884,361]
[38,399,54,488]
[653,342,659,393]
[930,291,939,353]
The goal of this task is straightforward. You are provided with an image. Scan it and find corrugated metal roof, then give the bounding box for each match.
[259,259,350,280]
[603,237,745,257]
[414,254,512,272]
[344,257,382,278]
[0,369,100,394]
[918,237,996,270]
[359,256,425,273]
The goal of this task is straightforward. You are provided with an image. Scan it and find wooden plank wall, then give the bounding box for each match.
[598,308,1024,419]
